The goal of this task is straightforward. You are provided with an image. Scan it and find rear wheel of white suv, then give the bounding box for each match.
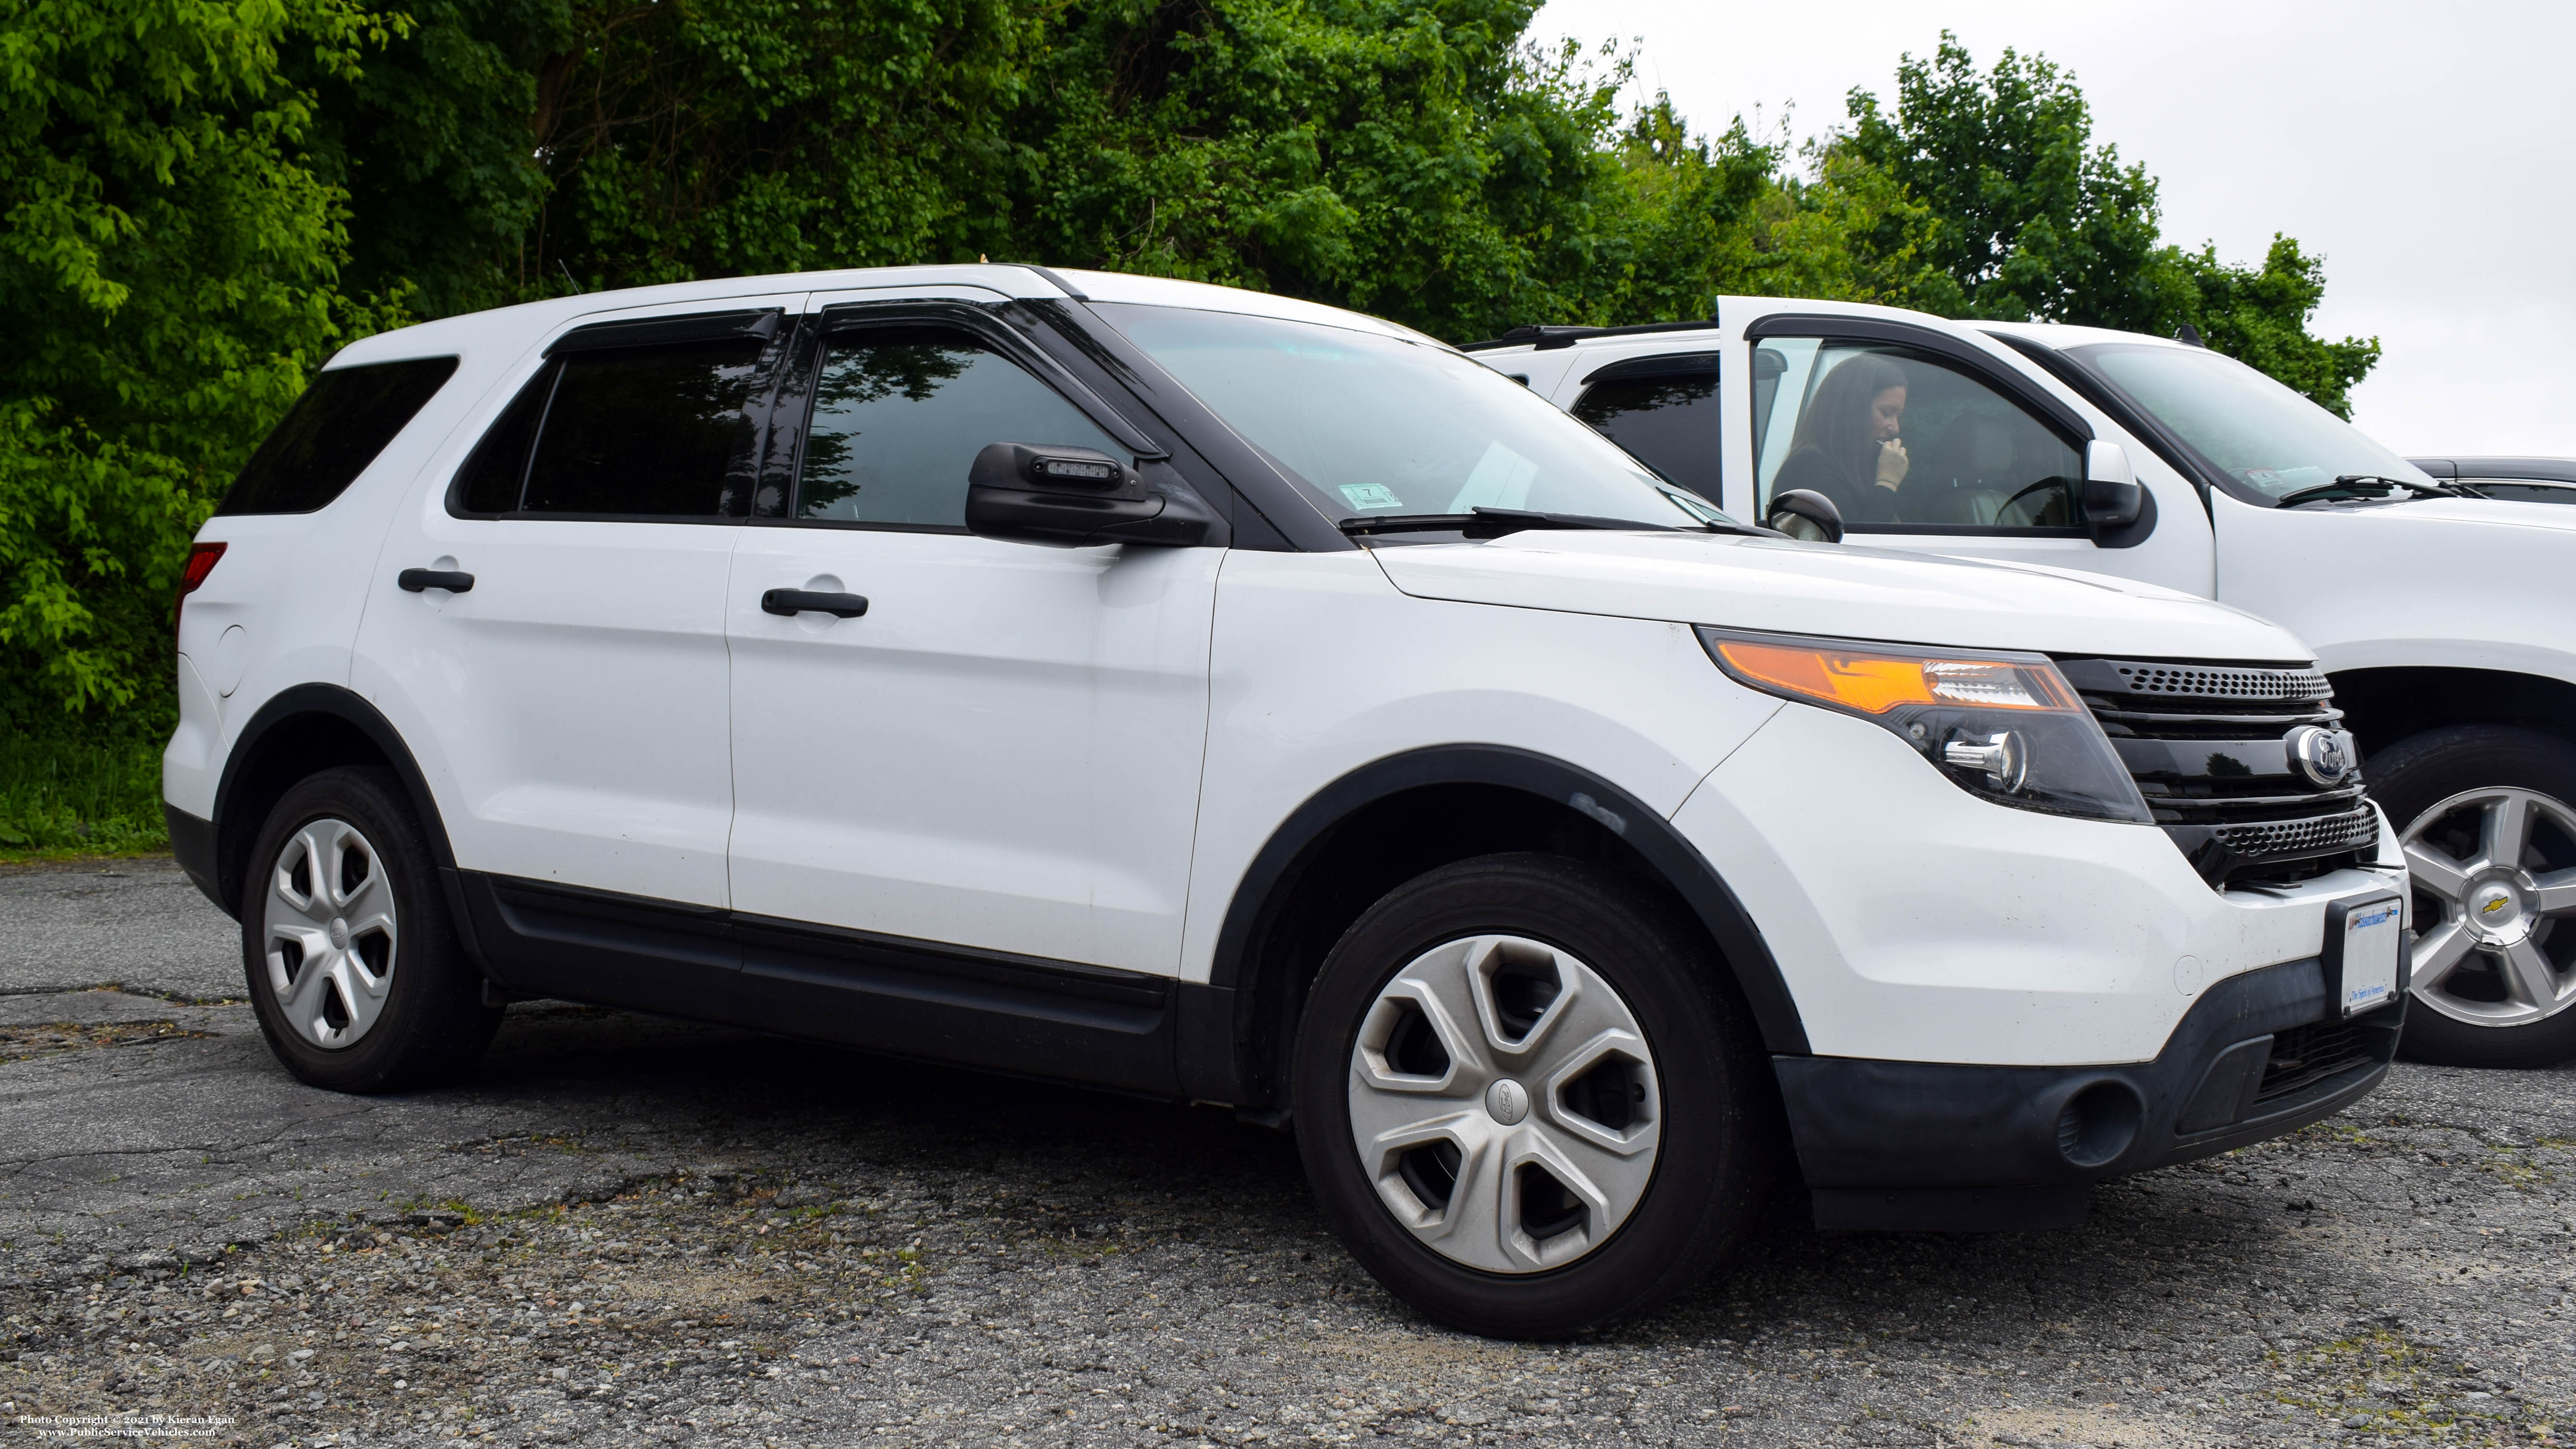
[2371,725,2576,1068]
[242,767,503,1092]
[1291,853,1771,1339]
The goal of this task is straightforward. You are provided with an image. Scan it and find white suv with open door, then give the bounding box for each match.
[1488,305,2576,1068]
[168,267,2411,1337]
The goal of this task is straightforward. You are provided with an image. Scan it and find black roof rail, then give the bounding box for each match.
[1455,319,1724,353]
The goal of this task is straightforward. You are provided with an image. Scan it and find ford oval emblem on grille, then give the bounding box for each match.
[2286,724,2356,787]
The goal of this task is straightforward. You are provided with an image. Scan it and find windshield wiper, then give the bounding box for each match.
[1340,507,1739,539]
[2277,474,2481,507]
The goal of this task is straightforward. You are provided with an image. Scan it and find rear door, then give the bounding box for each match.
[354,299,798,921]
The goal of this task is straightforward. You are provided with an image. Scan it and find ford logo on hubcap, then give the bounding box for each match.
[2286,725,2356,788]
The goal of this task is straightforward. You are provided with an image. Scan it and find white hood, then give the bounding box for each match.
[1369,530,2311,662]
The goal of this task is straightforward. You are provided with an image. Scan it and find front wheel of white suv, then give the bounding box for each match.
[2370,725,2576,1068]
[1290,853,1773,1339]
[241,767,504,1092]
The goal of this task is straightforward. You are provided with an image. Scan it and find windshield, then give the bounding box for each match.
[1092,303,1730,530]
[2067,342,2433,502]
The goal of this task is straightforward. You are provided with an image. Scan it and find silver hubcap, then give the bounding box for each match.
[1346,935,1660,1274]
[2402,787,2576,1027]
[263,818,398,1050]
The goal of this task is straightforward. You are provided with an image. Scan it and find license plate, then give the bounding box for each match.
[2336,896,2403,1017]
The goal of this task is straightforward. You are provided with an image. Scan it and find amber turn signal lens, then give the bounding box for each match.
[1710,639,2077,716]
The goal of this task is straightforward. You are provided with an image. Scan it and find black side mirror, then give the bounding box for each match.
[1766,488,1844,543]
[964,443,1222,548]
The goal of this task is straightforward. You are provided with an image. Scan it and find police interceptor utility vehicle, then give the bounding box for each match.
[169,267,2410,1338]
[1490,305,2576,1071]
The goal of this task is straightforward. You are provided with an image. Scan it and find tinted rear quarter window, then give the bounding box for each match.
[216,357,459,515]
[1571,354,1723,503]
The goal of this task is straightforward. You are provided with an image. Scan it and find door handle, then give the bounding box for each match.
[397,568,475,593]
[761,588,869,618]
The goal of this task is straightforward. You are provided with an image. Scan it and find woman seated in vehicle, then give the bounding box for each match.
[1773,353,1909,525]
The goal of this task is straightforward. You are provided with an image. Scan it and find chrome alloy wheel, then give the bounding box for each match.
[1346,935,1660,1274]
[2402,787,2576,1027]
[263,818,399,1050]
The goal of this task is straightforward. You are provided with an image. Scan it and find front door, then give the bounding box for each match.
[1743,332,2211,592]
[724,301,1220,976]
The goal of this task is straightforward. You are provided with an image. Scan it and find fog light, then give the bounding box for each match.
[1944,729,2030,793]
[2055,1081,2144,1168]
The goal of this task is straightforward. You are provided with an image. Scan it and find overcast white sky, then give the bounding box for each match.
[1529,0,2575,456]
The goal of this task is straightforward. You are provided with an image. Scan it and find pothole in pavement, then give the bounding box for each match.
[0,1021,215,1064]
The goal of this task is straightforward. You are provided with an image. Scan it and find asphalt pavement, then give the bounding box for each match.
[1,859,2570,1449]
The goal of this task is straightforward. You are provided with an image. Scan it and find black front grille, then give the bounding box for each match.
[2057,656,2373,888]
[2109,662,2332,701]
[2254,1018,2374,1104]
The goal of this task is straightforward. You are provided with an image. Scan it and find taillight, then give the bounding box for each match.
[174,542,227,645]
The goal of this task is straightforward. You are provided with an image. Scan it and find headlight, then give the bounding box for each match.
[1697,627,2153,824]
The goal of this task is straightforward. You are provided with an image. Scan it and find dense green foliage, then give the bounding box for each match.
[2,0,406,730]
[1,4,2382,851]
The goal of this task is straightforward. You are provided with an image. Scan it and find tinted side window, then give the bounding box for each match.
[520,339,766,517]
[449,364,556,516]
[798,327,1123,529]
[1755,339,2084,531]
[1569,354,1721,503]
[217,357,459,515]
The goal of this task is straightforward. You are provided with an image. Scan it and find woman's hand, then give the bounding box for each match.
[1875,438,1909,489]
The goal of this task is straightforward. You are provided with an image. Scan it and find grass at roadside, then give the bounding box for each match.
[0,724,168,860]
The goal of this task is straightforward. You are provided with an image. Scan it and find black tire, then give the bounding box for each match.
[2369,725,2576,1069]
[1290,853,1772,1339]
[240,766,503,1092]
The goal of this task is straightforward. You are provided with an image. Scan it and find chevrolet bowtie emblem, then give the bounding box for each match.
[2482,897,2509,915]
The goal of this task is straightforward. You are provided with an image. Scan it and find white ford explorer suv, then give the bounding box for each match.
[1485,304,2576,1071]
[166,266,2411,1337]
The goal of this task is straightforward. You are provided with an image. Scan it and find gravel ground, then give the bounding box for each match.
[2,861,2572,1449]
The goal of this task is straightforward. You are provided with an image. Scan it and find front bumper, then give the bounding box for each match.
[1779,955,2401,1230]
[1671,702,2410,1065]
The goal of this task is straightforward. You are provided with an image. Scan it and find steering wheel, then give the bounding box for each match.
[1997,477,2070,526]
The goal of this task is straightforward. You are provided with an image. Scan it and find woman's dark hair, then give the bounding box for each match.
[1787,352,1909,489]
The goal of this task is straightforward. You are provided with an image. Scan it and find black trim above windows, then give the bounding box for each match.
[1578,351,1724,387]
[544,308,783,357]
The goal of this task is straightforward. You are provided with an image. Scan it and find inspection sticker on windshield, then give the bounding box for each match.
[1339,483,1405,511]
[2336,896,2403,1017]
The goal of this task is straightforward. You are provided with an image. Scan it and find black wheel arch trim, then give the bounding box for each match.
[204,684,478,960]
[1203,744,1813,1078]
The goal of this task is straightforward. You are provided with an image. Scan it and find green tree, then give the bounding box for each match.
[1838,33,2166,327]
[1815,33,2376,411]
[302,0,571,318]
[0,0,406,721]
[2161,237,2381,418]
